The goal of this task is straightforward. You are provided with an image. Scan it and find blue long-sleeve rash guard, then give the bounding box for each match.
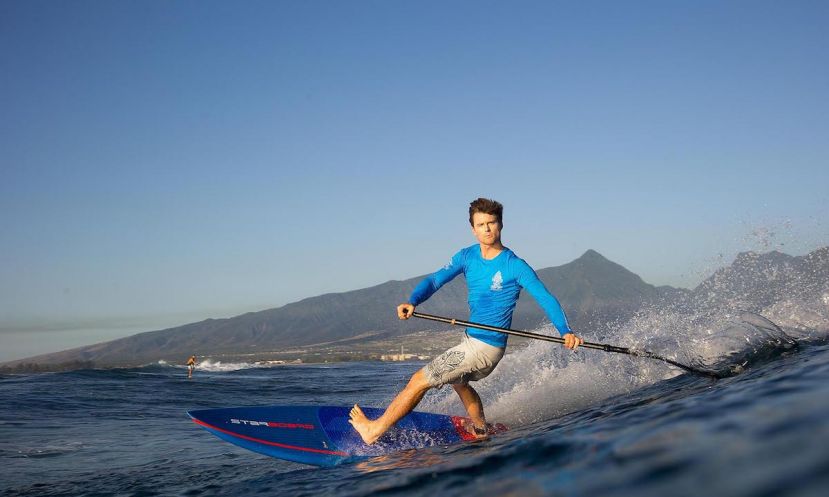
[408,245,572,348]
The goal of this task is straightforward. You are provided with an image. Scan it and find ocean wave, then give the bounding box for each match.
[422,267,828,428]
[6,441,88,459]
[151,358,269,372]
[687,312,798,375]
[190,359,267,372]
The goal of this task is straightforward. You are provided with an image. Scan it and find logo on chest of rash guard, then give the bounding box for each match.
[490,271,503,291]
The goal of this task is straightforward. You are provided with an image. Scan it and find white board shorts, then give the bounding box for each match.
[421,334,506,388]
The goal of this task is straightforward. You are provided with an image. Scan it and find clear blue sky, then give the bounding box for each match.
[1,0,827,337]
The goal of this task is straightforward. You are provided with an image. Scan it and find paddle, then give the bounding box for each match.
[409,311,721,379]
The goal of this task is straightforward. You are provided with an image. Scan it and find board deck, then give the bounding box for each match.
[188,405,507,466]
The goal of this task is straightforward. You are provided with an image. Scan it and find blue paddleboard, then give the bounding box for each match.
[188,405,507,466]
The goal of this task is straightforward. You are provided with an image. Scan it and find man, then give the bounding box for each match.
[187,355,197,379]
[349,198,583,444]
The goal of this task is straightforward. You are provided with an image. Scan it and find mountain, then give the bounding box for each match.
[692,247,829,311]
[0,249,694,370]
[515,249,688,330]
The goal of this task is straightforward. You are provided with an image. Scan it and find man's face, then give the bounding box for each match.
[471,212,502,246]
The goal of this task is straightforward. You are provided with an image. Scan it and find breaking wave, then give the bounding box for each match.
[149,358,267,372]
[423,247,829,428]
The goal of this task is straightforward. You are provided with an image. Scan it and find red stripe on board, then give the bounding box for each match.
[450,416,478,441]
[266,421,315,430]
[191,418,347,456]
[450,416,509,441]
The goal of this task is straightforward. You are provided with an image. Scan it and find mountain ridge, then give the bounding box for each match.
[5,247,826,371]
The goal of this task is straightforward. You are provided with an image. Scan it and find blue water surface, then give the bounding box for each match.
[1,342,828,497]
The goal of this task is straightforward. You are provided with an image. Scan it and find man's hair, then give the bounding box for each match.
[468,198,503,226]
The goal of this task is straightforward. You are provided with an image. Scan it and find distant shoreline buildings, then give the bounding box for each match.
[380,346,430,362]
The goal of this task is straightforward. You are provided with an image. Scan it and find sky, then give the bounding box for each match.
[1,0,828,360]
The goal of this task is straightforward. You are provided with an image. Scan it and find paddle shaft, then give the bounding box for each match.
[410,311,718,378]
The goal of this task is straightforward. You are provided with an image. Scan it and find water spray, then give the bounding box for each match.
[410,311,722,379]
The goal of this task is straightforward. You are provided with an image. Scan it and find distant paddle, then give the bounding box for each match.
[409,311,721,379]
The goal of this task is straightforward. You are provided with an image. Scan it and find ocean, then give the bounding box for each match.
[2,253,828,496]
[1,342,828,496]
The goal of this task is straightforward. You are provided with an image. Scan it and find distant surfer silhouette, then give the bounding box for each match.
[187,355,197,379]
[350,198,583,444]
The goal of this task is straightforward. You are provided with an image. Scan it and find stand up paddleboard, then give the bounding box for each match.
[188,405,507,467]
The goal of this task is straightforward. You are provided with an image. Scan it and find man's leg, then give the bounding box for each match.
[349,369,432,445]
[452,383,487,434]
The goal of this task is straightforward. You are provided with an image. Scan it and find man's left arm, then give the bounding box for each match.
[515,260,584,349]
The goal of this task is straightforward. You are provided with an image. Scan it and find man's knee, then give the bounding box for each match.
[407,369,432,393]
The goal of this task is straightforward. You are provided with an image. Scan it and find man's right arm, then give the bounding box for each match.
[398,249,465,320]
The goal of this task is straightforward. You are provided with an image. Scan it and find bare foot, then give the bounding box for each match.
[348,404,382,445]
[457,418,490,440]
[468,421,490,440]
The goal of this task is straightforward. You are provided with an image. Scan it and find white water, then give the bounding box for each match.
[422,248,829,428]
[157,358,266,372]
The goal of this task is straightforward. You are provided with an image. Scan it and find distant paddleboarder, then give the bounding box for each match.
[350,198,583,444]
[187,355,197,379]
